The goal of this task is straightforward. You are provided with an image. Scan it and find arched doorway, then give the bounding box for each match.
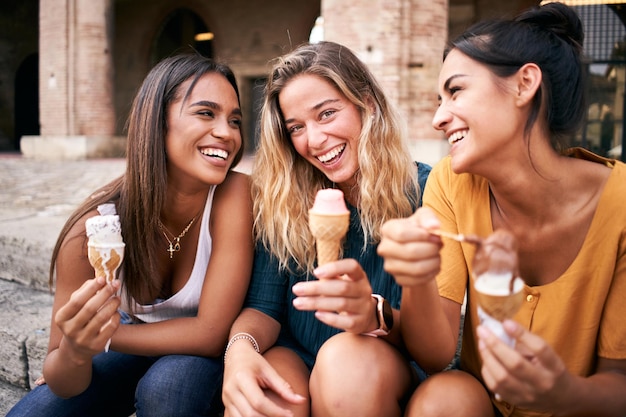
[14,53,39,151]
[151,8,212,67]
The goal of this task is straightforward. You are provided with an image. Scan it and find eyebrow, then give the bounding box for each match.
[190,100,242,116]
[438,74,467,101]
[283,98,340,125]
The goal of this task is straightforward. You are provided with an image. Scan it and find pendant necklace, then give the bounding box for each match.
[158,215,198,259]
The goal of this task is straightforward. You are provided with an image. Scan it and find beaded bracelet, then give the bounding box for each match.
[224,332,260,362]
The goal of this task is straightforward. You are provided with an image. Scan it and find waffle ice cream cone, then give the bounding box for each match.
[87,243,125,284]
[86,204,125,284]
[475,273,524,321]
[309,189,350,266]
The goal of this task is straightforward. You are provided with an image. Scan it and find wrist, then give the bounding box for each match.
[224,332,260,363]
[362,294,393,337]
[57,339,91,367]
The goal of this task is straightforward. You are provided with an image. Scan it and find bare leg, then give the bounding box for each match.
[223,346,310,417]
[265,346,311,417]
[310,332,412,417]
[405,370,494,417]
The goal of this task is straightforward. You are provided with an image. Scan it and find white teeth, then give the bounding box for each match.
[317,144,345,163]
[448,130,468,145]
[201,148,229,160]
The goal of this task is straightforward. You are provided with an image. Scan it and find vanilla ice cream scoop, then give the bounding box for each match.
[86,204,125,283]
[309,189,350,267]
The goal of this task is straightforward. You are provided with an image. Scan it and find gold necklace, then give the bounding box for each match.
[158,216,198,259]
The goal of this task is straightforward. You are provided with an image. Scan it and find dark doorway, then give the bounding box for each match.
[151,8,212,67]
[14,53,39,150]
[247,77,267,153]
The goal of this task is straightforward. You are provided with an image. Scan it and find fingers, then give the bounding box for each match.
[224,359,305,417]
[378,208,444,287]
[292,276,370,312]
[292,267,374,332]
[312,258,367,281]
[503,320,562,370]
[55,277,121,352]
[477,321,567,406]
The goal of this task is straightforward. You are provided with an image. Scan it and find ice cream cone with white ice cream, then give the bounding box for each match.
[86,204,125,284]
[309,189,350,266]
[473,229,524,346]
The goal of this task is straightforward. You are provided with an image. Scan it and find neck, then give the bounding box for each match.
[161,187,209,226]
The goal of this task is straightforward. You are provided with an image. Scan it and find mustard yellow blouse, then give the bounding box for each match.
[424,148,626,417]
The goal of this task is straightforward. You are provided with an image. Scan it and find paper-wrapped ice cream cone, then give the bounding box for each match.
[86,204,125,284]
[472,229,524,346]
[309,189,350,267]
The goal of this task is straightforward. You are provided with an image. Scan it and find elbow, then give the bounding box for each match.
[46,383,88,400]
[419,357,456,376]
[410,345,458,376]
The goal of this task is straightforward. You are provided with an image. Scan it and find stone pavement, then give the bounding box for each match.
[0,153,252,415]
[0,153,127,415]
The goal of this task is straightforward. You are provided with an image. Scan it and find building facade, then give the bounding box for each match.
[1,0,623,164]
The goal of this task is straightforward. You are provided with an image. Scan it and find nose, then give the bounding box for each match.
[212,116,238,141]
[432,104,451,131]
[306,123,328,149]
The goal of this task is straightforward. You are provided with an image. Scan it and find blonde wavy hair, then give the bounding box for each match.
[252,41,419,274]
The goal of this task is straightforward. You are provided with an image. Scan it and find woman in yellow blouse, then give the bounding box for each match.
[378,3,626,417]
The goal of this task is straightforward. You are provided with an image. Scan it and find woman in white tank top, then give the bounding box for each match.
[7,53,254,417]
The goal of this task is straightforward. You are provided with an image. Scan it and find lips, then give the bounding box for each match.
[317,144,346,164]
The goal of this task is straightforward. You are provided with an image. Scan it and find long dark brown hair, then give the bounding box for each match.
[49,53,243,305]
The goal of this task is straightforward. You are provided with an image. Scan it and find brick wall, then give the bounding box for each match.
[3,0,543,156]
[323,0,447,145]
[39,0,114,137]
[39,0,70,136]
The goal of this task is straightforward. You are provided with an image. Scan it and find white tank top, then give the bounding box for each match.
[120,186,216,322]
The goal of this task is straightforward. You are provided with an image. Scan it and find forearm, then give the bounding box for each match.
[42,342,93,398]
[400,282,459,373]
[112,316,229,357]
[555,371,626,416]
[227,307,281,354]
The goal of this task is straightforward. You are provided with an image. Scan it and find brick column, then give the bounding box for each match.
[22,0,123,159]
[321,0,448,166]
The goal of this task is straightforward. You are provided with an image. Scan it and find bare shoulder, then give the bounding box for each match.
[212,171,252,218]
[216,171,250,196]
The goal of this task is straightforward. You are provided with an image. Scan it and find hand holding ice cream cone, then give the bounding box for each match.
[309,189,350,267]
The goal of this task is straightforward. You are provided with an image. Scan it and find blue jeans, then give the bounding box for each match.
[6,351,224,417]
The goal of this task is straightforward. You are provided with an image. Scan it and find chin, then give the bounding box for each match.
[449,155,471,175]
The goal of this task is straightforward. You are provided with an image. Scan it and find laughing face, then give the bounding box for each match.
[279,74,363,192]
[432,49,521,174]
[165,72,242,190]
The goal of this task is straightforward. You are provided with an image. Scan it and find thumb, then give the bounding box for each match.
[503,320,560,368]
[412,207,441,230]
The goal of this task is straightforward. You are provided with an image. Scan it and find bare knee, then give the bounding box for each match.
[311,333,411,417]
[406,370,494,417]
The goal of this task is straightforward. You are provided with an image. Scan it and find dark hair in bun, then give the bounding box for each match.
[444,2,586,150]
